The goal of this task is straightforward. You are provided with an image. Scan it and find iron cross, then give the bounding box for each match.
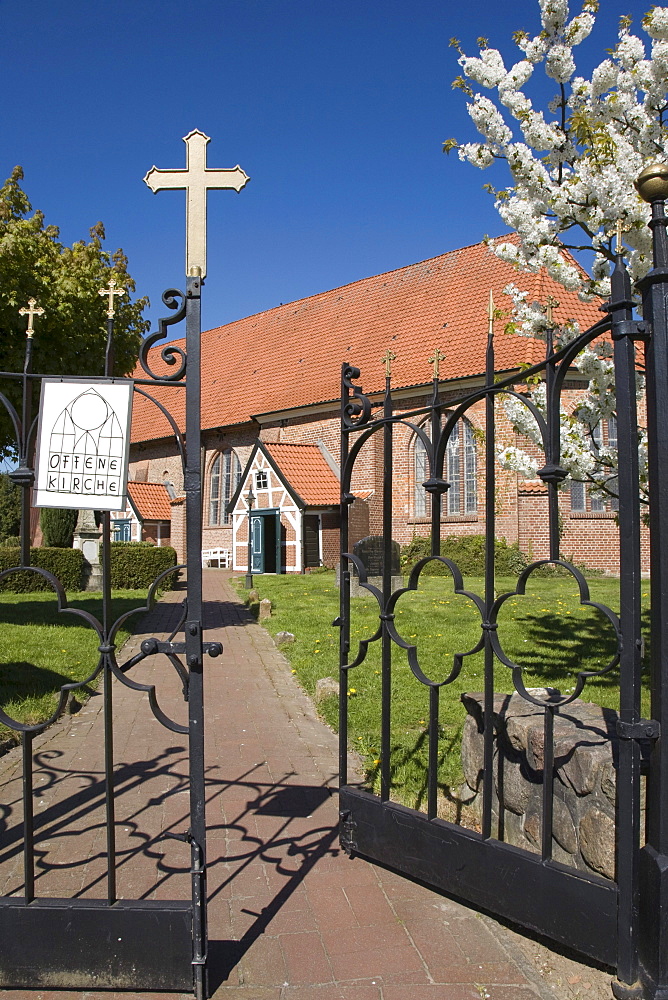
[545,294,560,326]
[144,129,250,278]
[615,219,628,254]
[18,298,45,338]
[99,278,125,319]
[428,347,446,379]
[381,349,396,378]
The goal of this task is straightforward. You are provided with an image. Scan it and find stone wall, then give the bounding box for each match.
[460,689,646,880]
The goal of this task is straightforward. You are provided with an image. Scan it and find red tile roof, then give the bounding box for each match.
[518,480,548,495]
[264,443,340,506]
[128,481,173,521]
[130,238,603,443]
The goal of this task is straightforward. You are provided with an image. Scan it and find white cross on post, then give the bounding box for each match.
[143,129,250,278]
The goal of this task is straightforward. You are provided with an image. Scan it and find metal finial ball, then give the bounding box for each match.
[635,163,668,203]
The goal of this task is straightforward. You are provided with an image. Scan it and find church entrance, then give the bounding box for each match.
[303,514,321,568]
[251,509,281,574]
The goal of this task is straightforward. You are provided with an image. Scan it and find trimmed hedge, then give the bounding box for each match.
[400,534,528,577]
[109,542,178,590]
[0,547,85,592]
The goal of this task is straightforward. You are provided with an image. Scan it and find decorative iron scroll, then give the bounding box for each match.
[138,287,187,382]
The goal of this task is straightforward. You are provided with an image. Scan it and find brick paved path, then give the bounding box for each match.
[0,571,613,1000]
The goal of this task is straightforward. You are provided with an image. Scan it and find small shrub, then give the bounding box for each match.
[0,536,20,547]
[109,542,178,589]
[0,474,21,541]
[400,534,528,577]
[40,508,78,547]
[0,547,85,592]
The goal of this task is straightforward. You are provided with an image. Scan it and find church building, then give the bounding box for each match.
[127,238,632,576]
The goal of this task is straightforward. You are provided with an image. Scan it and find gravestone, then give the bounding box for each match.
[72,508,103,591]
[337,534,403,596]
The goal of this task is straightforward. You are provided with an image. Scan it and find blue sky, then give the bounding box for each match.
[0,0,646,334]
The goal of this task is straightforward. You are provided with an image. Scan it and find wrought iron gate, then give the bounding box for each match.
[0,275,216,996]
[338,172,668,1000]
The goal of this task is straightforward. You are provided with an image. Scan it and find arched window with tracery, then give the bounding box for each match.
[413,417,477,518]
[209,450,241,525]
[570,417,618,513]
[414,436,428,517]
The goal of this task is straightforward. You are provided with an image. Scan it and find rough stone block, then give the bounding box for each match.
[461,714,484,791]
[275,631,295,645]
[552,796,578,855]
[600,760,616,803]
[315,677,339,702]
[496,756,532,815]
[259,598,272,620]
[561,741,611,796]
[579,807,615,879]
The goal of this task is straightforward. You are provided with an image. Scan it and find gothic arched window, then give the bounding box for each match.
[413,417,477,518]
[570,417,618,513]
[209,451,241,525]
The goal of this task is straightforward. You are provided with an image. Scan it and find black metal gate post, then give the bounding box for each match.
[184,268,208,1000]
[606,239,645,999]
[635,166,668,1000]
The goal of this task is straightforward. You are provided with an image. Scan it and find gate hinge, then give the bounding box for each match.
[339,809,357,855]
[611,319,649,341]
[616,718,660,741]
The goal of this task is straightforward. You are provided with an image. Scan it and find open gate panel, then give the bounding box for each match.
[340,786,618,968]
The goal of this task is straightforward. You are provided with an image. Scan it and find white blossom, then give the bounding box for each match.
[451,1,664,506]
[616,31,646,70]
[546,44,576,82]
[468,95,513,145]
[539,0,569,34]
[591,59,618,97]
[460,48,507,88]
[645,7,668,40]
[566,12,595,46]
[459,143,495,168]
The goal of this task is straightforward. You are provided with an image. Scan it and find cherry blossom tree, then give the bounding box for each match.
[447,0,668,506]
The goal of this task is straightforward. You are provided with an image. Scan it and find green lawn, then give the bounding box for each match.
[0,590,150,743]
[239,570,650,811]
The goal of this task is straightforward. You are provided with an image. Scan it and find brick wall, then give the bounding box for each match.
[129,377,640,576]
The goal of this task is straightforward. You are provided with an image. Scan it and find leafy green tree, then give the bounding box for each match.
[40,507,78,548]
[0,473,20,541]
[0,167,149,458]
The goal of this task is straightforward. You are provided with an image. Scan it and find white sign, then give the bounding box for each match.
[34,379,133,511]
